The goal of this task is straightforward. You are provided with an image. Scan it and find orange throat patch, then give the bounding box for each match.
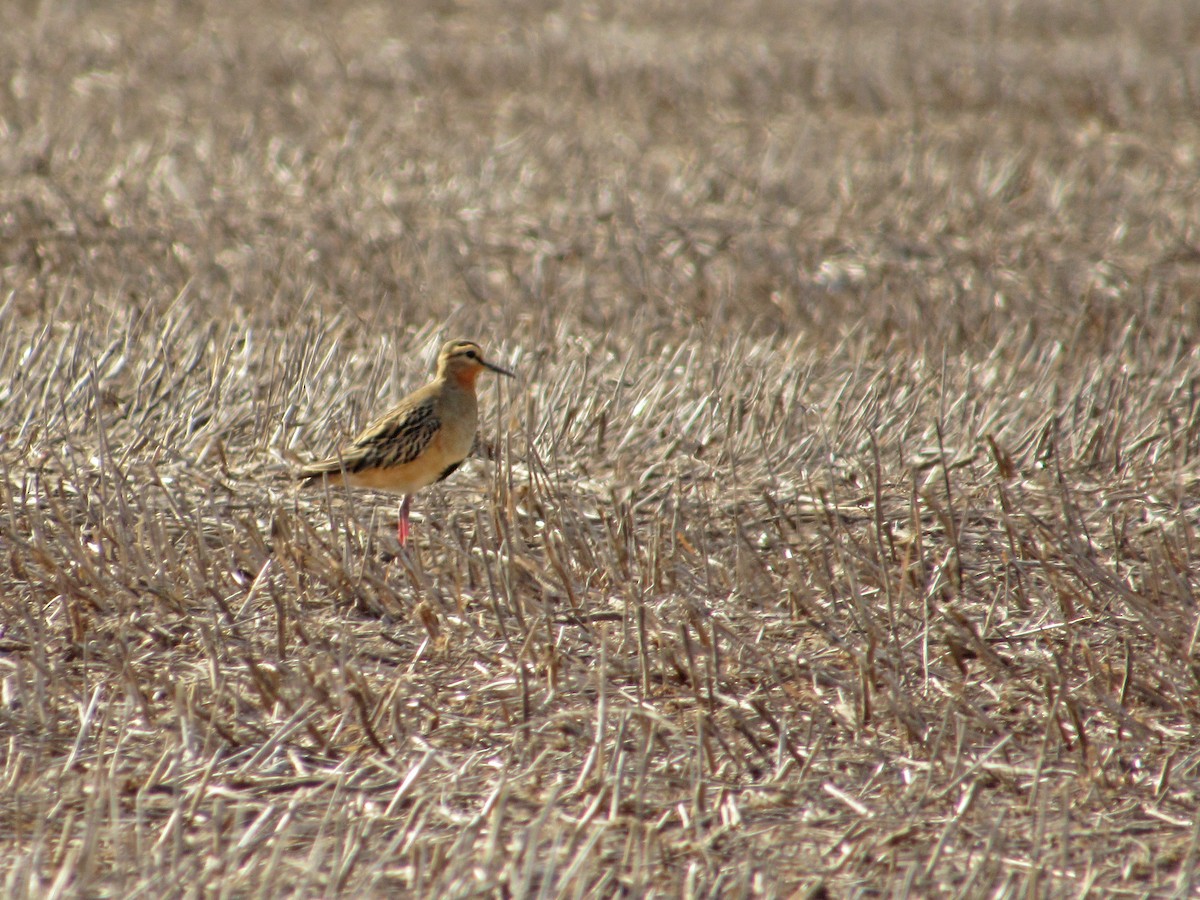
[452,368,481,390]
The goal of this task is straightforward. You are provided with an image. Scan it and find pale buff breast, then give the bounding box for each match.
[433,384,478,464]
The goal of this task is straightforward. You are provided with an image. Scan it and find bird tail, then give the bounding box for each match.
[297,458,347,484]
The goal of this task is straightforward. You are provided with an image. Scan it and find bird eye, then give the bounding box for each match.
[465,350,478,360]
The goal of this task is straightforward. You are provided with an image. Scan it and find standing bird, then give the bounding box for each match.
[299,339,514,546]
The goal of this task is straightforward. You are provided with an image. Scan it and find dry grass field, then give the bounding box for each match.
[3,0,1200,896]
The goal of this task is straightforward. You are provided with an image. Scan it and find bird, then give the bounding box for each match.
[298,339,513,546]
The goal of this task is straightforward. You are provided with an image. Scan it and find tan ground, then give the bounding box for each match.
[2,1,1200,896]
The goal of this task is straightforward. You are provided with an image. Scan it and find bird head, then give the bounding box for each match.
[437,340,515,387]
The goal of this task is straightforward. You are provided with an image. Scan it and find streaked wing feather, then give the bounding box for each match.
[303,395,441,476]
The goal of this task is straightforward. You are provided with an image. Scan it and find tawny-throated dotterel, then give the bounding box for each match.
[299,339,513,545]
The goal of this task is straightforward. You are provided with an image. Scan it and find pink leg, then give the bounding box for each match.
[397,495,412,546]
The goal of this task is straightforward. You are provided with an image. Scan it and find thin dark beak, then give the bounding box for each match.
[485,359,515,378]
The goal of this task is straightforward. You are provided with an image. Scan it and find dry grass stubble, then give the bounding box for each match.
[2,0,1200,896]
